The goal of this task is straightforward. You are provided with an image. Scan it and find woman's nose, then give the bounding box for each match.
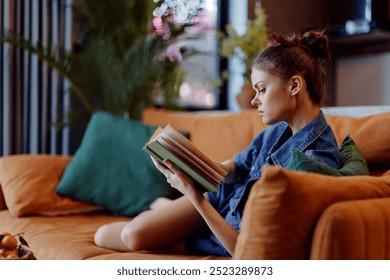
[251,95,259,107]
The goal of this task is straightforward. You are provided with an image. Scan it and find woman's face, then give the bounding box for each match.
[250,69,295,125]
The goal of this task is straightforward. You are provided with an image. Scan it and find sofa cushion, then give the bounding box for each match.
[234,166,390,260]
[0,210,227,260]
[325,112,390,169]
[142,108,267,162]
[56,111,172,217]
[0,155,99,217]
[287,135,370,176]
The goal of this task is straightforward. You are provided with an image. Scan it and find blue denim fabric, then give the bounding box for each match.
[186,110,340,257]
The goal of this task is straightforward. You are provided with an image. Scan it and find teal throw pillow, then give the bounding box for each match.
[56,111,172,217]
[287,135,370,176]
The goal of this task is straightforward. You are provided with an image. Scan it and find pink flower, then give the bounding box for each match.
[152,16,171,40]
[185,10,216,34]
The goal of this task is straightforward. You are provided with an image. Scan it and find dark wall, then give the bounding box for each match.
[248,0,390,106]
[252,0,390,35]
[256,0,329,35]
[248,0,336,105]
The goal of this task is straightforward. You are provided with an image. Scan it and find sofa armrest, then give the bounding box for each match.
[234,166,390,260]
[311,197,390,259]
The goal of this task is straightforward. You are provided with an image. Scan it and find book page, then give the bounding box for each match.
[162,125,227,177]
[160,134,224,182]
[144,140,220,192]
[157,137,220,185]
[146,126,164,143]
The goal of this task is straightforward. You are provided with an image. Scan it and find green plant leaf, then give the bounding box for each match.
[1,0,206,124]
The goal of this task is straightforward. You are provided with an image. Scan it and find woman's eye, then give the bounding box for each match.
[258,88,265,94]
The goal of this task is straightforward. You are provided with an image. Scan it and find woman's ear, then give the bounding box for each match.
[289,75,303,96]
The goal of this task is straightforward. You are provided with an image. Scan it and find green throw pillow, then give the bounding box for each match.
[56,111,173,217]
[287,135,370,176]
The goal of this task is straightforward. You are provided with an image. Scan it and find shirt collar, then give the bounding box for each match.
[268,110,328,168]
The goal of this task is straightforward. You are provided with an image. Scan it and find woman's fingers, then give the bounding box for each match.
[151,158,194,193]
[163,159,179,174]
[162,160,181,184]
[150,157,173,177]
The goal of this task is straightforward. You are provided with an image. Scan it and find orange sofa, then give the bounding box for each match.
[0,106,390,260]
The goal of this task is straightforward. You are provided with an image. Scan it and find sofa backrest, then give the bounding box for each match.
[322,105,390,118]
[142,108,267,162]
[325,112,390,171]
[143,107,390,173]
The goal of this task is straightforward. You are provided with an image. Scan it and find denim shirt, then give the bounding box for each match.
[234,110,339,180]
[195,110,340,257]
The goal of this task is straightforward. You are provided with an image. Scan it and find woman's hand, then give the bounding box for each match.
[150,157,238,256]
[151,157,202,199]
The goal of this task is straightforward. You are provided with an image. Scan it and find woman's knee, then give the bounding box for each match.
[94,224,112,247]
[94,221,129,250]
[120,212,155,251]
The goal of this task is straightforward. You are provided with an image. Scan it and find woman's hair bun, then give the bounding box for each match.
[272,30,331,60]
[299,30,331,60]
[255,29,331,105]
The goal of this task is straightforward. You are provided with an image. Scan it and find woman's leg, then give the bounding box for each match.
[149,197,174,210]
[94,221,130,251]
[121,196,205,251]
[94,196,206,252]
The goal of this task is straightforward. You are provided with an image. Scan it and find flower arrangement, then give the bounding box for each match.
[220,6,269,85]
[152,0,216,108]
[151,0,211,109]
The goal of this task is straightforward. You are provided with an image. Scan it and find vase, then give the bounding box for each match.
[236,84,255,109]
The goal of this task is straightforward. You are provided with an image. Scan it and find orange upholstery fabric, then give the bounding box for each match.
[143,108,390,170]
[0,108,389,260]
[233,166,390,260]
[142,108,267,162]
[325,112,390,168]
[0,210,227,260]
[0,155,99,217]
[310,197,390,259]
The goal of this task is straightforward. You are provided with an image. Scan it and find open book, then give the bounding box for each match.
[143,124,227,192]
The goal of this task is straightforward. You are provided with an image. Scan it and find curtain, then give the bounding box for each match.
[0,0,74,156]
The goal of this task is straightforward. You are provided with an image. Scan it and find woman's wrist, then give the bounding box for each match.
[188,189,208,207]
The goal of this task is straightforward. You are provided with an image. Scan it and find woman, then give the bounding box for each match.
[94,30,340,257]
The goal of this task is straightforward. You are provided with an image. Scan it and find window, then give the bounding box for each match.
[155,0,248,110]
[154,0,220,109]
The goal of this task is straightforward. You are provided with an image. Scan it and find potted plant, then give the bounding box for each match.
[0,0,207,124]
[219,6,269,109]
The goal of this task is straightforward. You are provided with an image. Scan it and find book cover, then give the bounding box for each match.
[143,125,227,192]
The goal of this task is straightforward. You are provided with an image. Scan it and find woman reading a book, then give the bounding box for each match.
[94,30,340,257]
